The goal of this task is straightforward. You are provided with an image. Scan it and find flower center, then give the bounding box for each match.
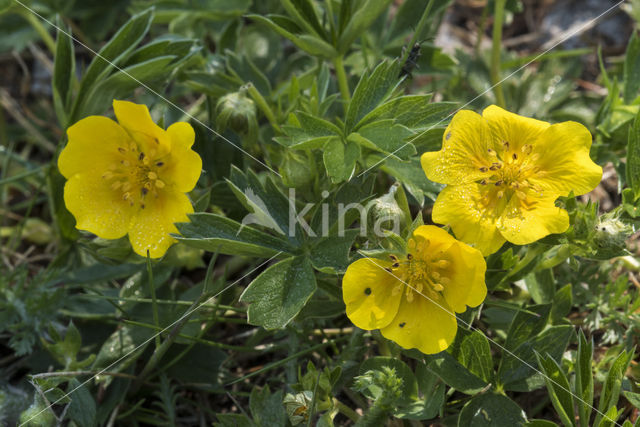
[385,235,451,303]
[476,141,543,203]
[101,140,167,209]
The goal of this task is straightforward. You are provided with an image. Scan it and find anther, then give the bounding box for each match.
[503,141,510,149]
[516,191,527,200]
[512,153,518,160]
[432,283,444,292]
[156,161,164,167]
[479,166,488,172]
[495,180,504,186]
[155,180,165,189]
[390,254,398,261]
[141,187,148,196]
[123,192,131,201]
[148,172,158,180]
[480,179,487,185]
[436,260,450,268]
[490,163,501,170]
[384,267,392,273]
[487,148,497,156]
[139,152,145,160]
[392,262,400,268]
[521,144,532,154]
[118,147,127,153]
[497,190,504,199]
[140,203,145,209]
[407,254,413,260]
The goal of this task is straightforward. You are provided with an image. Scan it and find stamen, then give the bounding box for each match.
[392,262,400,268]
[156,161,164,167]
[141,187,149,196]
[432,283,444,292]
[480,179,487,185]
[490,163,501,170]
[155,180,165,189]
[148,172,158,180]
[516,191,527,200]
[487,148,497,156]
[512,153,518,160]
[123,192,131,201]
[521,144,532,154]
[479,166,488,172]
[436,260,450,268]
[118,147,127,153]
[497,190,504,199]
[495,180,504,186]
[139,152,145,160]
[503,141,510,149]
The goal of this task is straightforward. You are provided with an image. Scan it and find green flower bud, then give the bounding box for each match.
[215,89,258,137]
[592,212,633,258]
[280,151,313,188]
[367,183,406,239]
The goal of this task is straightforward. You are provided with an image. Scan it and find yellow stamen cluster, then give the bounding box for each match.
[385,235,451,303]
[477,141,544,203]
[101,140,167,209]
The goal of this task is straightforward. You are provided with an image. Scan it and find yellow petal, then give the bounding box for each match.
[64,172,134,239]
[112,100,170,155]
[342,258,403,330]
[127,188,194,258]
[161,122,202,192]
[380,292,457,354]
[528,121,602,197]
[59,116,129,179]
[421,110,493,185]
[432,184,507,256]
[442,241,487,312]
[482,105,549,153]
[497,192,569,245]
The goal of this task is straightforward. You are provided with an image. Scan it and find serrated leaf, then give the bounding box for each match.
[345,60,402,133]
[240,256,316,329]
[595,349,633,426]
[323,137,360,183]
[174,213,296,257]
[450,330,494,384]
[358,96,454,129]
[359,357,418,405]
[309,229,359,273]
[458,393,526,427]
[250,386,287,427]
[276,111,342,149]
[371,155,443,205]
[347,120,416,160]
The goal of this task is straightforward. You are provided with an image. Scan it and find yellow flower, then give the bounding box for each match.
[342,225,486,354]
[421,105,602,255]
[58,100,202,258]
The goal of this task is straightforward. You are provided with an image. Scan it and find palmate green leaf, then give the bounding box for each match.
[240,256,316,329]
[357,96,454,130]
[275,111,342,149]
[52,18,75,129]
[347,120,416,160]
[457,393,526,427]
[535,352,574,427]
[249,386,287,427]
[337,0,393,55]
[371,155,443,205]
[345,60,402,133]
[500,325,573,392]
[624,31,640,104]
[174,213,296,258]
[248,14,337,58]
[425,351,488,395]
[323,137,360,183]
[71,8,153,120]
[309,229,360,274]
[626,108,640,200]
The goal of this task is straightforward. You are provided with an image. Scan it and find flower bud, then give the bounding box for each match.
[215,89,258,137]
[367,183,406,239]
[593,212,633,258]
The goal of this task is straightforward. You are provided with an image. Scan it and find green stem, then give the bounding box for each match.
[245,83,281,133]
[19,10,56,55]
[333,56,350,102]
[490,0,507,108]
[536,245,573,271]
[146,254,161,349]
[333,398,360,423]
[475,2,489,56]
[399,0,435,66]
